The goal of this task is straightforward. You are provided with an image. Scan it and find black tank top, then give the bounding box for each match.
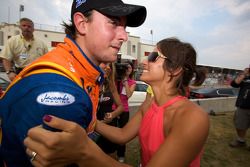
[97,91,114,120]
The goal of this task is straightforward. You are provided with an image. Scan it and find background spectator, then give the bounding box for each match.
[229,67,250,149]
[115,61,136,163]
[96,63,124,158]
[0,18,48,81]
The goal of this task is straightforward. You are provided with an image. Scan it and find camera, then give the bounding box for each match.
[115,62,128,81]
[115,53,129,81]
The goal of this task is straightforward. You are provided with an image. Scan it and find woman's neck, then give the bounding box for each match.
[151,84,179,106]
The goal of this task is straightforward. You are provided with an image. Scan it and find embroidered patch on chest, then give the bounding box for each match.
[36,92,75,106]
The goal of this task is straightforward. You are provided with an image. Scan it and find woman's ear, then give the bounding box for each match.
[73,12,88,35]
[172,67,183,77]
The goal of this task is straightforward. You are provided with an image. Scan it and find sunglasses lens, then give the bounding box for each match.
[148,52,159,62]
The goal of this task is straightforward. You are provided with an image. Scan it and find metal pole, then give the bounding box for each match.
[152,33,153,44]
[19,5,24,21]
[150,29,154,45]
[8,7,10,23]
[150,29,153,45]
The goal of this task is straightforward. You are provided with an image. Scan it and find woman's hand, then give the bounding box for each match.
[24,115,90,167]
[24,115,131,167]
[103,112,113,123]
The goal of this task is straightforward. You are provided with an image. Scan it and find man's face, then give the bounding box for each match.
[20,20,34,38]
[82,11,128,65]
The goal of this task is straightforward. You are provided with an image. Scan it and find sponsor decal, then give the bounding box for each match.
[37,92,75,106]
[100,95,110,102]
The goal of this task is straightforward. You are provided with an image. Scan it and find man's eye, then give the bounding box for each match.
[110,21,117,26]
[109,19,120,26]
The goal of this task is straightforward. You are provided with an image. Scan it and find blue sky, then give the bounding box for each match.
[0,0,249,70]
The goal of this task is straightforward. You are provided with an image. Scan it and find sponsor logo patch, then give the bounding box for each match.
[37,92,75,106]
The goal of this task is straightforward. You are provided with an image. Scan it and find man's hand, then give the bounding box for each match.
[7,72,16,81]
[243,68,250,76]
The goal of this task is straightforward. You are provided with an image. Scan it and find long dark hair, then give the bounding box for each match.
[157,37,206,96]
[125,61,134,79]
[102,63,117,93]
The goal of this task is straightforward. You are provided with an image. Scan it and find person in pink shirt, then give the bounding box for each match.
[24,37,209,167]
[116,61,136,162]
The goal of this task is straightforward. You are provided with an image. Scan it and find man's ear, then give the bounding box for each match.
[73,12,88,35]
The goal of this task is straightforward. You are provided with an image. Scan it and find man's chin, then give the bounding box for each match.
[102,58,117,64]
[105,55,118,63]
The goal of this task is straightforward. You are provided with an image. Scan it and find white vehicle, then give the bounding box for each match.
[128,81,148,106]
[0,45,3,52]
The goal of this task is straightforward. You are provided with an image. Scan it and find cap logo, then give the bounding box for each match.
[76,0,86,8]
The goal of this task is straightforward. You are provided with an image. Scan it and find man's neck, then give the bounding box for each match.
[22,34,33,41]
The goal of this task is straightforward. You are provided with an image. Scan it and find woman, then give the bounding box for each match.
[96,63,124,157]
[24,37,209,167]
[115,61,136,162]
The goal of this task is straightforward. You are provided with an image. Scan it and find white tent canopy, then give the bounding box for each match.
[121,54,136,60]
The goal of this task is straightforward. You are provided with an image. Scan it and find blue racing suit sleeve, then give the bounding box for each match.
[0,73,92,167]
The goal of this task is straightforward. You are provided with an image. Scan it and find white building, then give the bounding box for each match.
[0,22,155,65]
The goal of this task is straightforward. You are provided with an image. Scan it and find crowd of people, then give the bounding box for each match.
[0,0,249,167]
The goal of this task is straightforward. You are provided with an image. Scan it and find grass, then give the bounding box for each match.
[126,111,250,167]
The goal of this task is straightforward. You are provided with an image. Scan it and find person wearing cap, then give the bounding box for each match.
[0,0,146,166]
[0,17,48,81]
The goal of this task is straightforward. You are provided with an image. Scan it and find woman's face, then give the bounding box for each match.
[126,64,133,76]
[140,48,168,84]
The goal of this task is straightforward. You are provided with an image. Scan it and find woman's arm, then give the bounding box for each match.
[104,82,124,122]
[96,106,143,144]
[122,79,136,98]
[24,116,132,167]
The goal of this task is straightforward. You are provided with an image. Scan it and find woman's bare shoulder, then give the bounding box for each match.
[167,99,209,130]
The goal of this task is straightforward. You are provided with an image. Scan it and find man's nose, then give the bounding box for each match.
[117,26,128,42]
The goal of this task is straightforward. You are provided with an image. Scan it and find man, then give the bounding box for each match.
[0,0,146,166]
[0,18,48,81]
[229,67,250,149]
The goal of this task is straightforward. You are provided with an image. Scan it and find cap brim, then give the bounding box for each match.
[98,5,147,27]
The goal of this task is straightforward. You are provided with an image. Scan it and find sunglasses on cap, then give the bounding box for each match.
[147,51,168,62]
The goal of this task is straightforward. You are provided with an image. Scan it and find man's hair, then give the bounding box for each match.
[62,10,93,40]
[19,18,34,26]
